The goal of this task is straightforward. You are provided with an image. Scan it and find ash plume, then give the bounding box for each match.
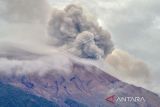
[48,4,114,59]
[106,49,150,85]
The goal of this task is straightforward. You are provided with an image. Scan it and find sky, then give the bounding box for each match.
[0,0,159,94]
[48,0,160,93]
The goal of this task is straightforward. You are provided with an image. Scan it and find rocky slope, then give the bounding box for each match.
[0,60,160,107]
[0,82,59,107]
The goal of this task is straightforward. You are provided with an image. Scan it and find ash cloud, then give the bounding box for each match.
[48,4,114,59]
[106,49,150,85]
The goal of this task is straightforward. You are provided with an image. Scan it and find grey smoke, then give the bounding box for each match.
[48,4,114,59]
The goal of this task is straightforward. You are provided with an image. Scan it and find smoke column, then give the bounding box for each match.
[48,4,114,59]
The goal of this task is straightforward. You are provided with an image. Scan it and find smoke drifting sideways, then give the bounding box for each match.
[48,4,114,59]
[0,53,73,76]
[106,49,151,86]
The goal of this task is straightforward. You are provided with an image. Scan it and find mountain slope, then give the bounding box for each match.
[0,60,160,107]
[0,82,59,107]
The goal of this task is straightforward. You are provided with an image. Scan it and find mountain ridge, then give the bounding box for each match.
[0,60,160,107]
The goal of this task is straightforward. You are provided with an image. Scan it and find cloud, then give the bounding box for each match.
[0,53,73,76]
[48,4,114,59]
[106,49,150,86]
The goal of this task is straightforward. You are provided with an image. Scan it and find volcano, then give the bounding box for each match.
[0,58,160,107]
